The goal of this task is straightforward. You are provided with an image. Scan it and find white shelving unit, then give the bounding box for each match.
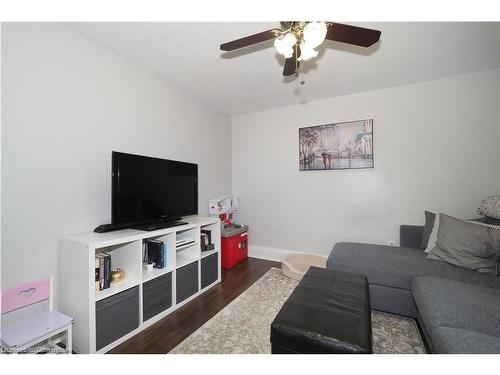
[60,216,221,354]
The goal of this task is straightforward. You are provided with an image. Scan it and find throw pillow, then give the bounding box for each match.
[467,220,500,276]
[424,213,440,254]
[420,211,436,250]
[478,195,500,220]
[426,213,500,273]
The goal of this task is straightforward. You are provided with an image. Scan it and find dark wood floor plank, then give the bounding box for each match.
[109,257,280,354]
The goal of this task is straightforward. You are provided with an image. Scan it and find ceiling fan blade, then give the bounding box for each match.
[325,23,381,47]
[220,29,277,51]
[283,45,298,76]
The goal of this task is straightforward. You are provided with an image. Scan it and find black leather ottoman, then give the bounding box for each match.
[271,267,372,354]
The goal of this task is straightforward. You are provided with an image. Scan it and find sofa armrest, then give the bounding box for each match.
[399,225,424,249]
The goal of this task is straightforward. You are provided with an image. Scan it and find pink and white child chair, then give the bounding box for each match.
[1,277,74,354]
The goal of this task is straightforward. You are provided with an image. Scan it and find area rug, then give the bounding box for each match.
[169,268,426,354]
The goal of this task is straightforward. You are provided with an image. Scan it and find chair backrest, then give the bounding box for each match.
[1,277,53,314]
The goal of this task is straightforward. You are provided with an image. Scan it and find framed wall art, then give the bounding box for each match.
[299,119,374,171]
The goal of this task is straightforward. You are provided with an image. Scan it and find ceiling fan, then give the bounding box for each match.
[220,22,381,77]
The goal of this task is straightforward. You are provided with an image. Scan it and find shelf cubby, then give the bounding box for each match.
[175,227,201,266]
[176,228,199,248]
[200,222,221,254]
[141,232,175,282]
[94,240,142,301]
[176,241,199,251]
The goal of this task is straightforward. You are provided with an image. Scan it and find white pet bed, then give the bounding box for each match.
[281,253,328,281]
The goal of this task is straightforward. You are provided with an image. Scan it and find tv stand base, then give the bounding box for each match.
[132,221,187,231]
[94,218,186,233]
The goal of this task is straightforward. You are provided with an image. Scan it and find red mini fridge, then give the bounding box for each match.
[221,231,248,270]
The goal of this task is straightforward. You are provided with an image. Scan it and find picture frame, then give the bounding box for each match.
[299,119,374,171]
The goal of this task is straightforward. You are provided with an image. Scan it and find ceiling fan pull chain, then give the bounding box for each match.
[295,44,299,75]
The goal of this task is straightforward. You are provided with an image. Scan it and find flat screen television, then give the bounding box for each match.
[111,151,198,227]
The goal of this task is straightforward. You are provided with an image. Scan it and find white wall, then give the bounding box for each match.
[232,69,500,260]
[1,23,232,308]
[0,23,3,327]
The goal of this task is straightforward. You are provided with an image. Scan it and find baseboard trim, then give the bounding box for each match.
[248,245,300,262]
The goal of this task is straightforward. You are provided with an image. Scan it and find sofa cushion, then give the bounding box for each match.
[420,211,436,250]
[327,242,500,291]
[432,327,500,354]
[412,276,500,337]
[426,213,500,273]
[327,243,430,290]
[369,284,417,317]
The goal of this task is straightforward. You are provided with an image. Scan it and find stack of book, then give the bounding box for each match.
[201,229,215,251]
[144,239,167,269]
[95,253,112,292]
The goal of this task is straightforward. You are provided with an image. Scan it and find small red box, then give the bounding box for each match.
[221,232,248,270]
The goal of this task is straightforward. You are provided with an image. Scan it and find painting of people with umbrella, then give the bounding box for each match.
[299,119,373,171]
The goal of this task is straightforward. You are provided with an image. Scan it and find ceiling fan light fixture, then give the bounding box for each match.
[274,32,297,58]
[220,22,381,77]
[303,21,327,48]
[297,43,318,61]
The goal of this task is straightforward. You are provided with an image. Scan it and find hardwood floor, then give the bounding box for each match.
[109,257,280,354]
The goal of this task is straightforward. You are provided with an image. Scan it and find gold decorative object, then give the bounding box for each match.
[111,268,125,283]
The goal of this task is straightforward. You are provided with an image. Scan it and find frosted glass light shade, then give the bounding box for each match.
[274,32,297,58]
[297,43,318,61]
[303,21,327,48]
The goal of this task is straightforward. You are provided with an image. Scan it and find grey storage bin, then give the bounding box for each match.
[201,253,218,289]
[96,286,139,351]
[176,261,199,304]
[143,272,172,321]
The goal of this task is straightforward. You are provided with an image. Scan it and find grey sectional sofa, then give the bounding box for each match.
[326,225,500,353]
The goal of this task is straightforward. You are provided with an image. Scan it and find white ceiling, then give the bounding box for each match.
[68,22,500,115]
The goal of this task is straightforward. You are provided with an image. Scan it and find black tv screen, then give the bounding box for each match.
[112,152,198,225]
